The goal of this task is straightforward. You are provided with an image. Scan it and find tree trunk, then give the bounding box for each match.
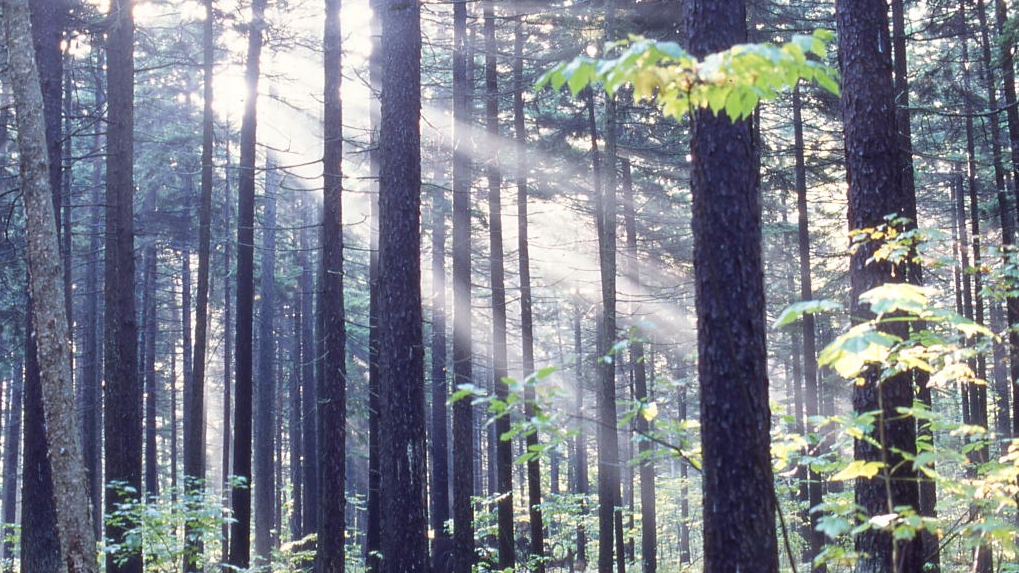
[141,234,159,500]
[183,0,214,567]
[837,0,923,570]
[450,0,475,568]
[228,0,268,566]
[430,178,450,550]
[319,0,348,565]
[3,0,98,567]
[687,2,778,572]
[377,0,428,570]
[255,165,278,566]
[483,2,514,567]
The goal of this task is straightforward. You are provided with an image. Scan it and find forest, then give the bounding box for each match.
[3,0,1019,572]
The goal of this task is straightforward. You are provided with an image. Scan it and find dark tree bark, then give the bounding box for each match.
[298,216,318,539]
[20,313,61,573]
[377,0,428,571]
[429,183,450,549]
[792,84,825,572]
[483,2,514,568]
[621,158,655,573]
[140,229,159,499]
[1,362,21,571]
[837,0,923,571]
[103,0,142,568]
[228,0,268,566]
[365,2,382,570]
[4,0,98,567]
[572,304,589,566]
[184,0,215,567]
[450,0,475,568]
[686,2,778,572]
[255,168,278,566]
[221,139,235,563]
[319,0,348,566]
[514,12,545,573]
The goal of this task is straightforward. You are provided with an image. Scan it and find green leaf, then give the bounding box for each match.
[830,460,884,481]
[772,299,842,329]
[859,283,930,316]
[818,323,900,379]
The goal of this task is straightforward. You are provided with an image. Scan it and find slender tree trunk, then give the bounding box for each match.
[141,233,159,500]
[1,363,21,571]
[573,304,589,567]
[483,2,514,567]
[514,12,545,573]
[792,84,825,572]
[298,213,318,539]
[430,182,450,550]
[450,0,475,569]
[364,4,382,571]
[228,0,268,566]
[183,0,215,567]
[255,166,277,566]
[221,136,235,563]
[319,0,348,565]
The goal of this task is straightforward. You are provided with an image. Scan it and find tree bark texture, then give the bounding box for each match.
[3,0,99,569]
[686,2,779,572]
[377,0,428,571]
[319,0,348,565]
[228,0,267,567]
[837,0,923,571]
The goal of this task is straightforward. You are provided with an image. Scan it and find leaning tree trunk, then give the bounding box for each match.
[3,0,98,569]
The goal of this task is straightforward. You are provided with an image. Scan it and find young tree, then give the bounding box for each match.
[377,0,428,571]
[836,0,923,571]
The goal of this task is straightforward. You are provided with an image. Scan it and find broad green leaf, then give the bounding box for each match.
[830,460,884,482]
[859,283,930,316]
[773,299,842,328]
[818,323,900,379]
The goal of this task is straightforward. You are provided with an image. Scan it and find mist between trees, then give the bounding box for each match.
[3,1,1019,573]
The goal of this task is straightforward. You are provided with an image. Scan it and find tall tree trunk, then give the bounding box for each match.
[687,2,778,572]
[319,0,348,566]
[450,0,475,568]
[141,233,159,499]
[975,0,1015,443]
[103,0,143,567]
[483,2,514,568]
[621,158,655,573]
[514,12,545,573]
[255,166,277,566]
[221,136,234,562]
[377,0,427,571]
[298,213,318,539]
[1,362,21,571]
[228,0,268,566]
[184,0,215,567]
[3,0,98,568]
[837,0,923,570]
[365,2,382,570]
[573,303,589,567]
[430,180,450,550]
[792,84,825,572]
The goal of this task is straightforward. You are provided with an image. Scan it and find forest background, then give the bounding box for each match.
[3,0,1019,572]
